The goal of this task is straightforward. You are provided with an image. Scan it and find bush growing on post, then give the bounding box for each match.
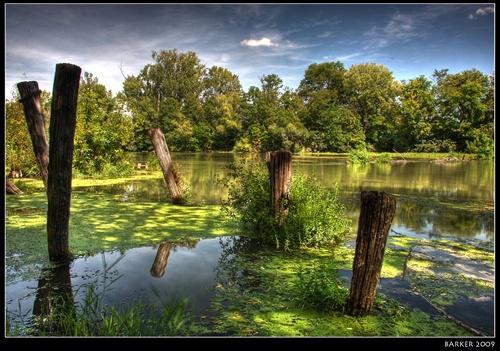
[219,158,351,250]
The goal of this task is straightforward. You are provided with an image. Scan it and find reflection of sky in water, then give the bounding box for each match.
[6,237,238,328]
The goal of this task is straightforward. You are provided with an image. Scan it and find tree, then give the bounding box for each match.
[344,63,402,151]
[239,74,307,153]
[297,62,355,152]
[122,49,207,151]
[200,66,244,151]
[395,75,436,152]
[73,72,134,176]
[433,69,494,157]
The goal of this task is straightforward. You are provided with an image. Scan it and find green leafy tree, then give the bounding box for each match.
[395,75,436,152]
[73,72,134,176]
[200,66,244,151]
[122,49,207,151]
[433,69,494,158]
[344,63,402,151]
[297,61,365,152]
[240,74,307,152]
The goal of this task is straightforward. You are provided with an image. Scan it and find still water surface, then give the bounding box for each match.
[5,153,494,332]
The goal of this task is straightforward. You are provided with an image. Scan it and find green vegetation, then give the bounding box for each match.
[218,159,351,250]
[5,172,493,337]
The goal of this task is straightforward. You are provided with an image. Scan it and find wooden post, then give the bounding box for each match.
[6,178,24,195]
[47,63,81,262]
[265,150,292,218]
[17,81,49,190]
[346,191,397,317]
[148,127,183,205]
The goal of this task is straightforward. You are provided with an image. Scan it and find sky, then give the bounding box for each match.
[4,3,495,99]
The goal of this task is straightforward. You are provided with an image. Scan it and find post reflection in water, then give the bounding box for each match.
[6,236,261,332]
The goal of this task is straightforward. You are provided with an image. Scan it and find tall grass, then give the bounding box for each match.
[5,275,195,337]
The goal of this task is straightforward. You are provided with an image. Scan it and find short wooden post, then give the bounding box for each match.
[346,191,397,317]
[47,63,81,262]
[17,81,49,190]
[265,150,292,218]
[148,127,183,205]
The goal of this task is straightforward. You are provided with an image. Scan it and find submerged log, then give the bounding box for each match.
[346,191,397,317]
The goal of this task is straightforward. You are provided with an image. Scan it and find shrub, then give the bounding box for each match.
[347,149,371,164]
[291,262,349,312]
[219,159,352,250]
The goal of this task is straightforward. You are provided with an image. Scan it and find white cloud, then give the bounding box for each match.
[476,7,494,16]
[241,37,278,47]
[469,6,494,20]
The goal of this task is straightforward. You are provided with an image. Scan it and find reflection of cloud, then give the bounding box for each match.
[469,6,494,20]
[241,37,278,47]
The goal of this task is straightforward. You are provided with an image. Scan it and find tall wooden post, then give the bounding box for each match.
[148,127,183,205]
[17,81,49,190]
[266,150,292,218]
[47,63,81,262]
[346,191,397,317]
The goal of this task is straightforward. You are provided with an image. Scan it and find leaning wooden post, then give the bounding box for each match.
[17,81,49,191]
[346,191,397,317]
[47,63,81,262]
[148,127,183,205]
[6,178,24,195]
[265,150,292,219]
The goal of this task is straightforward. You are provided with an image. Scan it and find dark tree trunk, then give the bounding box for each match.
[266,150,292,219]
[150,242,173,278]
[17,81,49,190]
[6,178,24,195]
[47,63,81,262]
[346,191,397,317]
[148,127,183,205]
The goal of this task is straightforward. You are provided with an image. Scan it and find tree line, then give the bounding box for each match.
[5,49,494,177]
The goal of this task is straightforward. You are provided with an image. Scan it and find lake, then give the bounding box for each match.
[5,153,494,334]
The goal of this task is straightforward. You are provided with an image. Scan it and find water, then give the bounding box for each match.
[5,153,494,333]
[78,153,495,242]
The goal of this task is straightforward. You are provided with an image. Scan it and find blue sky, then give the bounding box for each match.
[5,3,495,98]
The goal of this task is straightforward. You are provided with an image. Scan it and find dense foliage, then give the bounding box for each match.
[5,49,494,177]
[218,158,352,250]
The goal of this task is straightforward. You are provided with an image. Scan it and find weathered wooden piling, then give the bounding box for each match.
[346,190,397,317]
[265,150,292,219]
[17,81,49,190]
[148,127,183,205]
[47,63,81,262]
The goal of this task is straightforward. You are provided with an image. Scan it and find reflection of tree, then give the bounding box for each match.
[395,197,494,241]
[32,261,75,334]
[212,236,263,293]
